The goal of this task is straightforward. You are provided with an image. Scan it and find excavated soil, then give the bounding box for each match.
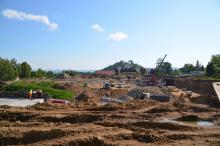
[0,87,220,146]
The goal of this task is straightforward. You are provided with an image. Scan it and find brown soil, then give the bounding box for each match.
[0,81,220,146]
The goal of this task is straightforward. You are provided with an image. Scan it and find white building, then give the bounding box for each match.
[190,71,205,76]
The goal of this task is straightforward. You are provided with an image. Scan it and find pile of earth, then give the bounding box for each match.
[75,90,97,102]
[75,92,91,102]
[29,102,70,110]
[128,86,169,99]
[95,88,129,98]
[116,94,133,102]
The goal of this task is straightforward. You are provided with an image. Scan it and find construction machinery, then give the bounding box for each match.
[110,83,115,87]
[143,54,167,86]
[117,82,123,88]
[103,81,111,89]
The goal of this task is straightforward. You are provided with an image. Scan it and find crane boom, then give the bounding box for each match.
[157,54,167,71]
[147,54,168,85]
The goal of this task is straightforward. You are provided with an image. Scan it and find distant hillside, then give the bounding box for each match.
[103,60,145,72]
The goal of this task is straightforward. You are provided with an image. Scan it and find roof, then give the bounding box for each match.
[95,70,115,75]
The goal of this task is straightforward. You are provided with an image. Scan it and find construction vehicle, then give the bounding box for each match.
[118,82,123,88]
[146,54,167,85]
[185,91,192,97]
[110,83,115,87]
[103,82,111,89]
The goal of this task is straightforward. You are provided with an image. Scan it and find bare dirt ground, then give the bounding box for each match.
[0,80,220,146]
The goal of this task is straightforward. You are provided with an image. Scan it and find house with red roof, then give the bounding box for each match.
[95,70,115,75]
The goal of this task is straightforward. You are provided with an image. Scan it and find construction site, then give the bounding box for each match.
[3,0,220,145]
[0,66,220,146]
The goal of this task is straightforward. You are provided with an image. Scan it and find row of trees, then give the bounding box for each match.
[178,55,220,78]
[31,69,78,78]
[1,55,219,81]
[180,60,205,74]
[0,58,32,81]
[158,60,204,76]
[157,55,220,78]
[0,58,80,81]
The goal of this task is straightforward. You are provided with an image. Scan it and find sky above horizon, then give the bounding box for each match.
[0,0,220,70]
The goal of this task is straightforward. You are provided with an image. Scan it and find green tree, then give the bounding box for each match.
[158,62,173,76]
[201,65,205,71]
[180,64,195,74]
[156,58,172,76]
[46,71,54,78]
[162,62,172,75]
[0,58,18,81]
[172,69,181,76]
[20,62,32,78]
[10,58,19,78]
[31,71,36,77]
[35,68,46,78]
[195,60,204,71]
[206,55,220,77]
[206,62,215,77]
[63,70,78,77]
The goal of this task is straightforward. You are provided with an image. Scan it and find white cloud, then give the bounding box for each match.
[108,32,128,41]
[2,9,59,31]
[91,24,104,32]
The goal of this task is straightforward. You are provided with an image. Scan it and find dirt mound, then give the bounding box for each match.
[146,107,174,113]
[73,88,98,102]
[128,86,168,99]
[116,95,133,102]
[75,92,91,102]
[68,137,110,146]
[131,121,198,131]
[86,103,125,111]
[124,99,160,110]
[188,105,216,112]
[0,129,67,145]
[95,88,129,98]
[109,89,129,97]
[40,113,103,124]
[96,120,197,131]
[176,115,199,121]
[30,102,69,110]
[0,111,37,122]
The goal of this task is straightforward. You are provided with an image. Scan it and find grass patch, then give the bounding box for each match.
[194,76,220,81]
[2,81,74,100]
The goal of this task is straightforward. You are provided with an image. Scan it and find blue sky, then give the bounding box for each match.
[0,0,220,70]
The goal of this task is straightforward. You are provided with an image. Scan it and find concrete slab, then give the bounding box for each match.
[212,82,220,102]
[0,98,44,107]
